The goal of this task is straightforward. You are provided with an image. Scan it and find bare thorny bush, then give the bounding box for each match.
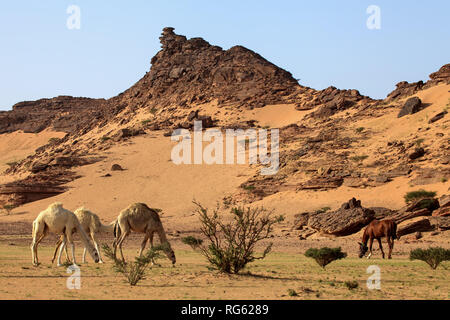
[183,200,284,274]
[102,243,167,286]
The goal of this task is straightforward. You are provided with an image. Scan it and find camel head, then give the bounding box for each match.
[163,244,176,266]
[358,242,368,258]
[91,248,100,263]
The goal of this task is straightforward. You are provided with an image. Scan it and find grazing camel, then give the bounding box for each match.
[51,207,114,264]
[113,203,176,265]
[31,203,100,266]
[358,219,398,259]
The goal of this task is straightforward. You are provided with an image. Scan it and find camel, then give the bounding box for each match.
[31,202,100,267]
[51,207,114,264]
[113,203,176,265]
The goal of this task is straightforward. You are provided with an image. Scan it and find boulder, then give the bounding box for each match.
[397,219,433,237]
[398,97,422,118]
[111,164,124,171]
[428,111,447,124]
[307,198,375,236]
[409,148,425,160]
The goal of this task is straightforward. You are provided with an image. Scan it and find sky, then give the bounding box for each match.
[0,1,449,110]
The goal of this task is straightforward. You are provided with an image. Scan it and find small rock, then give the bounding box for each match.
[111,164,124,171]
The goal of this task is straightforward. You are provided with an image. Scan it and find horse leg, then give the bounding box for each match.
[377,238,385,259]
[388,237,393,259]
[367,238,374,259]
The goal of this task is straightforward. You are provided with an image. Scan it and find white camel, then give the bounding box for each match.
[113,203,176,265]
[31,202,100,267]
[51,207,114,264]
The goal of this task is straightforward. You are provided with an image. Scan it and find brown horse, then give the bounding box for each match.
[358,219,398,259]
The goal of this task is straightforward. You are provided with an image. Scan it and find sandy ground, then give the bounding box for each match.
[0,129,66,183]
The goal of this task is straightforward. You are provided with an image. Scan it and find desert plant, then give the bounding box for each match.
[344,280,359,290]
[182,236,204,249]
[149,107,158,115]
[415,138,425,147]
[242,185,255,191]
[410,247,450,270]
[355,127,365,133]
[404,189,437,204]
[141,119,152,126]
[48,137,61,144]
[441,177,448,183]
[350,155,368,163]
[287,289,298,297]
[183,201,284,274]
[102,243,165,286]
[305,247,347,269]
[100,136,111,142]
[317,207,331,213]
[3,204,16,215]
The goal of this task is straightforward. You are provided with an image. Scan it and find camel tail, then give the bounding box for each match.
[113,220,120,239]
[100,221,115,234]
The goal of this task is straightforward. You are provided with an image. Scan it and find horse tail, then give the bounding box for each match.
[392,221,398,240]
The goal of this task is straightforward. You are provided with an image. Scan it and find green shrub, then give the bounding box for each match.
[3,204,16,215]
[305,247,347,269]
[317,207,331,213]
[287,289,298,297]
[242,185,255,191]
[344,280,359,290]
[183,201,284,274]
[355,127,365,133]
[102,243,165,286]
[404,189,437,204]
[141,119,152,126]
[100,136,111,142]
[410,247,450,270]
[182,236,204,249]
[350,155,368,163]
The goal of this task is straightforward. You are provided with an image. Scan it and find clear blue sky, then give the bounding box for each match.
[0,1,449,110]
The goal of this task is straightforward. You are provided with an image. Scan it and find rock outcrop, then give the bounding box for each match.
[307,198,375,236]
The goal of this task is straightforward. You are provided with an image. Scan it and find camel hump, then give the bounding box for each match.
[48,202,64,210]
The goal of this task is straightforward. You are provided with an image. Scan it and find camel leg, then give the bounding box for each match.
[377,238,385,259]
[65,231,77,267]
[57,236,67,267]
[82,247,87,264]
[367,238,374,259]
[115,227,130,262]
[139,234,150,257]
[91,233,103,263]
[52,236,64,264]
[31,222,46,266]
[148,231,160,266]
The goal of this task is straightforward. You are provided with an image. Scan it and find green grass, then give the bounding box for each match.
[0,244,449,300]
